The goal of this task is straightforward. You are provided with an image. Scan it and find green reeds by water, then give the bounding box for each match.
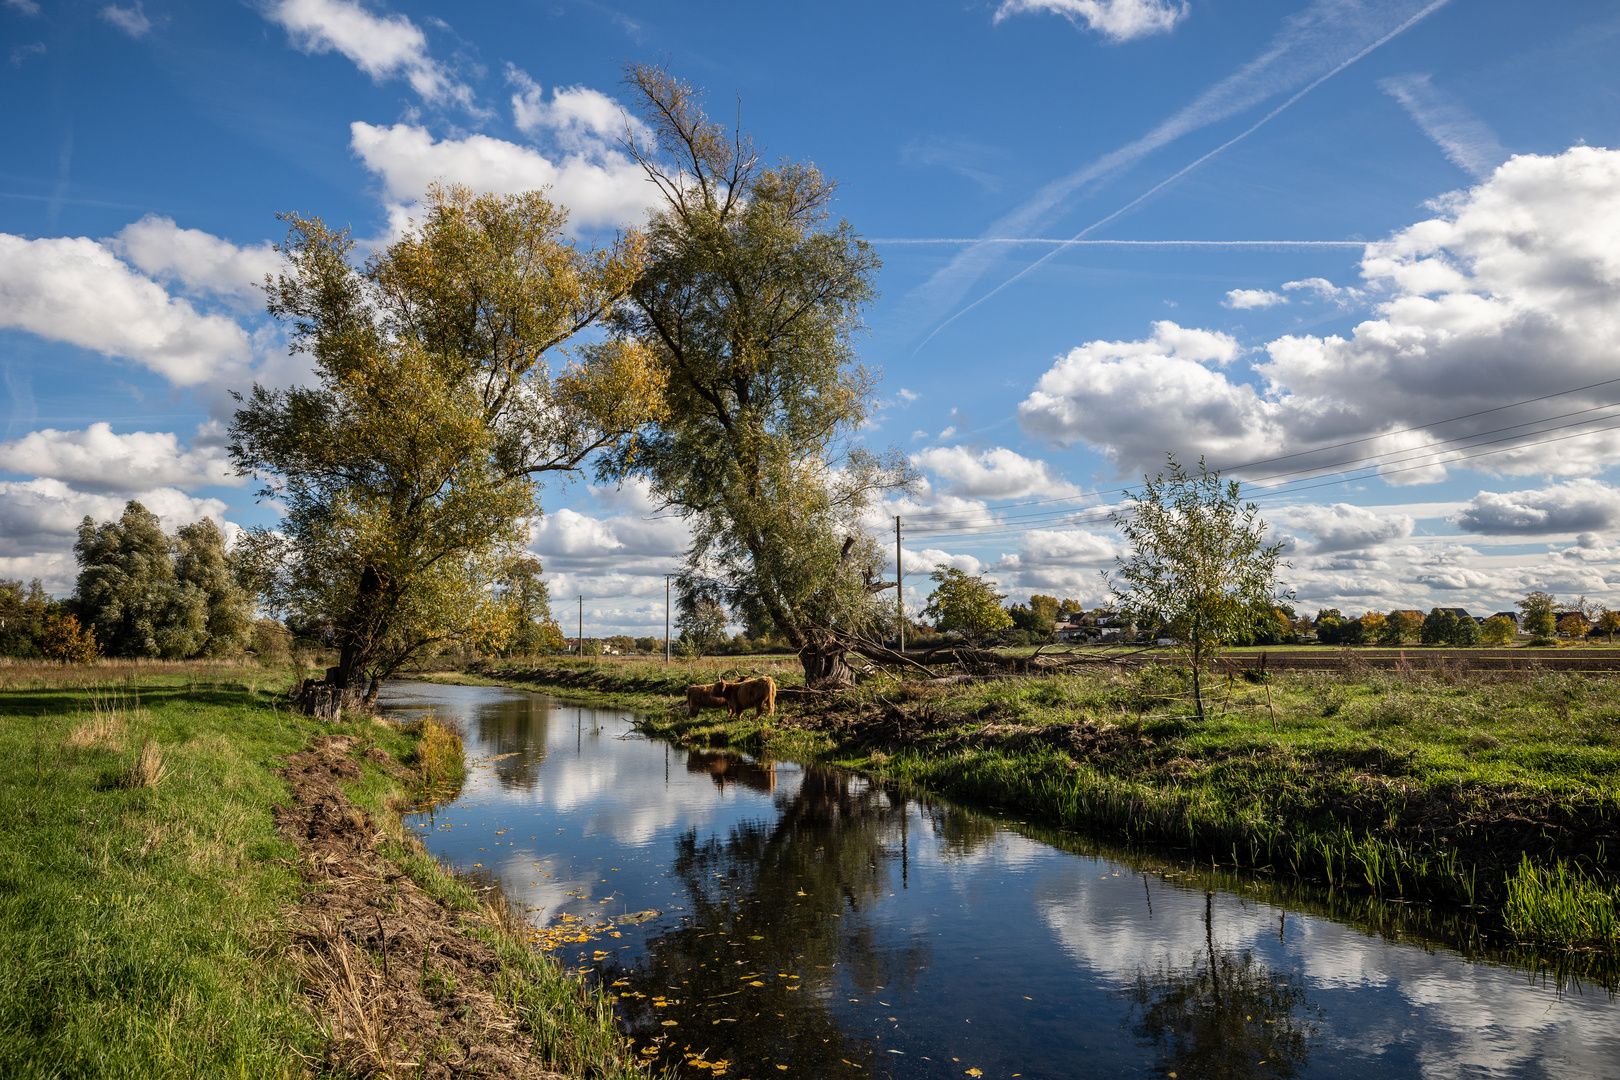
[1504,854,1620,949]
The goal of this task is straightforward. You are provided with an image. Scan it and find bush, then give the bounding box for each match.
[1528,636,1560,648]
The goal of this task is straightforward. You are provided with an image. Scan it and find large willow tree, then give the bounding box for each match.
[231,184,664,709]
[608,65,915,687]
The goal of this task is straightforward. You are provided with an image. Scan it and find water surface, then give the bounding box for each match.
[382,680,1620,1079]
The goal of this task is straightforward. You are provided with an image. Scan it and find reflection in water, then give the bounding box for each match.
[1124,894,1319,1079]
[612,769,937,1075]
[383,681,1620,1080]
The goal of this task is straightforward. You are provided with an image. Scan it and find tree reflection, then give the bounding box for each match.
[1123,894,1319,1079]
[467,697,554,791]
[606,766,935,1076]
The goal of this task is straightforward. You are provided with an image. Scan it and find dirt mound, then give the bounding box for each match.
[275,737,567,1079]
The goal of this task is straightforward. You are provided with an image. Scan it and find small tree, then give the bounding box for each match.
[1378,610,1414,646]
[1518,591,1558,638]
[1598,609,1620,642]
[1559,611,1591,639]
[40,612,99,665]
[1420,608,1458,645]
[1108,456,1288,721]
[1449,613,1481,647]
[923,567,1012,645]
[675,584,729,660]
[1481,614,1517,645]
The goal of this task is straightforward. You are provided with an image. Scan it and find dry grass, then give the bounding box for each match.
[119,739,169,789]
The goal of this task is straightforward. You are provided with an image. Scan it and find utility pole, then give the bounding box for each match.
[895,515,904,653]
[665,574,674,663]
[577,595,583,657]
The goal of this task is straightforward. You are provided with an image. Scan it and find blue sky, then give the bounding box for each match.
[5,0,1620,635]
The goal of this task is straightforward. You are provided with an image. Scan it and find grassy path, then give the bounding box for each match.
[0,663,649,1079]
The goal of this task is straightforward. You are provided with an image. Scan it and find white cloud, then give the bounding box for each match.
[1017,320,1272,470]
[1278,502,1414,553]
[9,41,45,65]
[1453,479,1620,536]
[507,65,651,151]
[349,121,658,235]
[911,445,1081,500]
[0,478,236,590]
[1020,147,1620,481]
[0,233,253,386]
[988,529,1119,601]
[100,2,150,37]
[0,424,241,493]
[5,0,40,15]
[1379,73,1507,180]
[265,0,473,109]
[1280,276,1363,305]
[994,0,1187,41]
[111,216,283,306]
[1223,288,1287,310]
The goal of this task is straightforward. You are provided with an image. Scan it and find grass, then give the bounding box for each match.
[454,654,1620,952]
[0,660,652,1079]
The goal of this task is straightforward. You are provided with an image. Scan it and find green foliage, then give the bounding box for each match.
[1600,609,1620,641]
[1419,608,1479,647]
[1503,855,1619,948]
[608,64,916,688]
[0,578,52,658]
[73,502,250,659]
[1519,591,1558,637]
[675,584,728,659]
[923,567,1012,644]
[1109,456,1288,719]
[231,185,661,700]
[1378,611,1416,646]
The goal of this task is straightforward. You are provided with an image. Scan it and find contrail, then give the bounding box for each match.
[912,0,1452,356]
[872,238,1366,247]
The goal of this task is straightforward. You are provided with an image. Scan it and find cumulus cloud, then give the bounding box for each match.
[265,0,473,109]
[911,445,1081,500]
[507,65,651,151]
[100,2,150,37]
[1223,288,1287,310]
[0,233,253,385]
[988,529,1119,601]
[994,0,1188,42]
[349,121,657,236]
[1453,479,1620,536]
[1017,320,1273,470]
[111,216,283,306]
[0,478,236,590]
[1020,147,1620,481]
[0,424,241,493]
[1379,73,1507,180]
[1278,502,1414,553]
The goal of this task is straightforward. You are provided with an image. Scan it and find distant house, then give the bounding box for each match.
[1487,611,1520,626]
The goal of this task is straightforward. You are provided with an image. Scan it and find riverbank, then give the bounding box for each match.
[0,662,647,1078]
[457,656,1620,952]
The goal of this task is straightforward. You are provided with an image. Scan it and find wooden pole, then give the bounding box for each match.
[896,515,904,652]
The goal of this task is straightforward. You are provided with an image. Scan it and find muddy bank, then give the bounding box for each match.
[274,734,639,1079]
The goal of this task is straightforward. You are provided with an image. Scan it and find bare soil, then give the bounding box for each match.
[275,734,566,1079]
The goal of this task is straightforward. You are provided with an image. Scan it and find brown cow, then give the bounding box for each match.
[685,680,737,718]
[722,676,776,718]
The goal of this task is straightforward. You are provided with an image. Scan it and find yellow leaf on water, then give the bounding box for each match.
[966,1071,983,1078]
[748,981,765,987]
[661,1020,678,1026]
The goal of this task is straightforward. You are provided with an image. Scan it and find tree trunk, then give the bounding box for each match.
[800,634,857,689]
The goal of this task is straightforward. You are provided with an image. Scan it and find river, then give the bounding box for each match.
[381,680,1620,1079]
